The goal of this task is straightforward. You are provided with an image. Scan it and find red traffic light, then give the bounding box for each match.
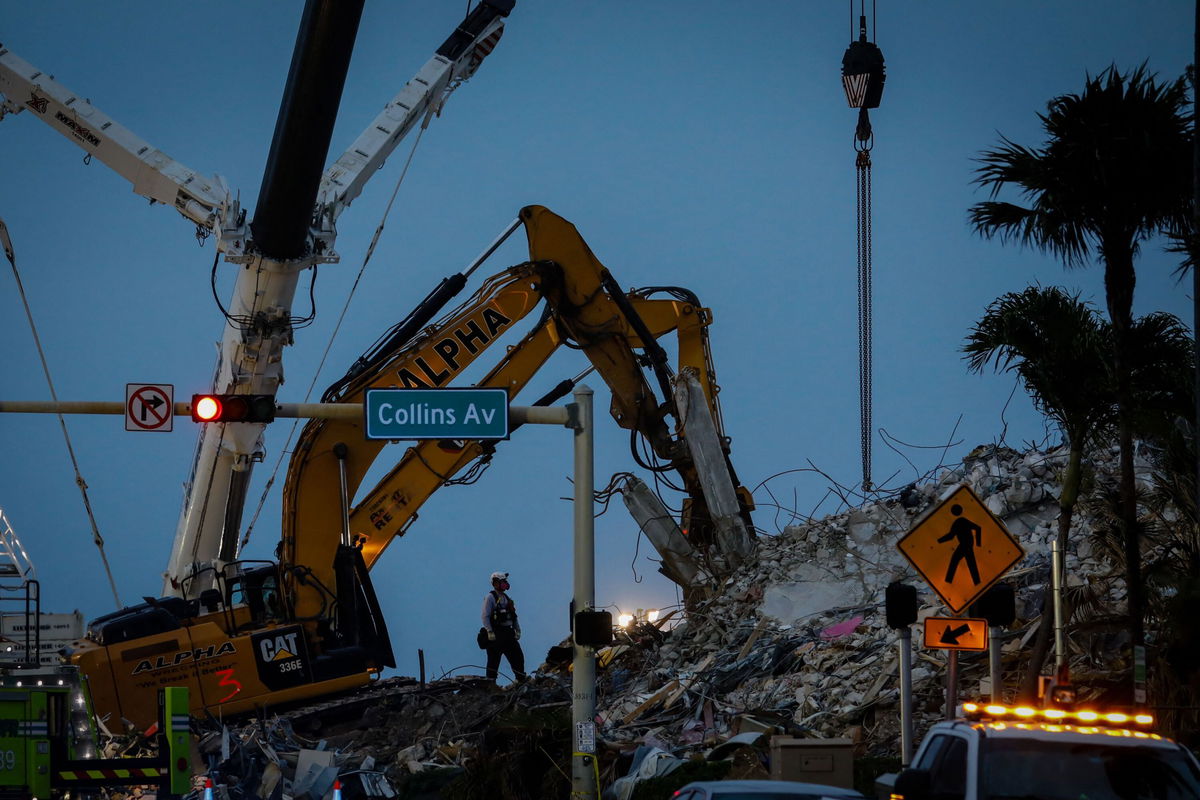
[190,394,276,423]
[193,395,222,422]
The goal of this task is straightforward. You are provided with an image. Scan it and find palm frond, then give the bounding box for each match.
[969,63,1192,274]
[963,286,1114,440]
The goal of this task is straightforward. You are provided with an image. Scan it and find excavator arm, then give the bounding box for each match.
[348,292,710,565]
[281,206,752,621]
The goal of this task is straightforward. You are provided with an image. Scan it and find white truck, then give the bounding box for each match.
[881,701,1200,800]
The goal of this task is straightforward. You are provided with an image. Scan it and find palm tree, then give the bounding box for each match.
[964,286,1114,699]
[969,65,1193,654]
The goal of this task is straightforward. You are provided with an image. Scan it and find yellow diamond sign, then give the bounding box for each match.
[897,484,1024,613]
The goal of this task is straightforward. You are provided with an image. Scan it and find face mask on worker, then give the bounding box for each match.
[499,580,510,591]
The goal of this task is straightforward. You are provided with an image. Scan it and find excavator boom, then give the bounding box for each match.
[282,206,747,620]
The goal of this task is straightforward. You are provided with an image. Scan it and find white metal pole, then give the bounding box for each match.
[570,385,597,800]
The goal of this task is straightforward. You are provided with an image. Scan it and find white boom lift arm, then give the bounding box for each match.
[0,3,511,600]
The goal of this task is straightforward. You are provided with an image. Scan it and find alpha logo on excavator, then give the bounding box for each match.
[395,306,513,387]
[130,641,237,675]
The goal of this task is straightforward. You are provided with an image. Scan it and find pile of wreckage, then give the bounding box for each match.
[156,441,1154,799]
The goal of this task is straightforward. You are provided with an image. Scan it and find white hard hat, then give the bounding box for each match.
[490,571,509,582]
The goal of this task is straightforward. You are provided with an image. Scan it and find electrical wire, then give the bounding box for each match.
[0,216,122,609]
[209,249,319,331]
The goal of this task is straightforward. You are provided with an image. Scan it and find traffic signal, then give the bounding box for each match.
[573,610,614,647]
[885,582,919,629]
[969,582,1016,628]
[191,393,276,423]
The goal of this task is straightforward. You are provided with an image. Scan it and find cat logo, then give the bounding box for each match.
[258,631,301,662]
[251,626,311,689]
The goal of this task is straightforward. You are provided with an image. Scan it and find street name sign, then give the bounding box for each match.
[897,483,1024,614]
[364,388,509,440]
[126,383,173,432]
[923,616,988,651]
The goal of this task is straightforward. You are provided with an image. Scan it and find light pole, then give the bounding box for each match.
[570,385,598,799]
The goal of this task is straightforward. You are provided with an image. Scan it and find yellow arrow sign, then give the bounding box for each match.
[897,484,1024,613]
[923,616,989,651]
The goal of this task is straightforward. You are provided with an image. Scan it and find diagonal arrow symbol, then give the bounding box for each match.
[940,623,971,645]
[140,394,164,421]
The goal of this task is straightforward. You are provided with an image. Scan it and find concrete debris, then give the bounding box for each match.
[139,441,1159,798]
[588,442,1154,760]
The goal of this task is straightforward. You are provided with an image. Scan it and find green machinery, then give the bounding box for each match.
[0,663,191,799]
[0,508,190,799]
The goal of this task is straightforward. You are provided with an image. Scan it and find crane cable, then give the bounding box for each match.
[842,0,885,492]
[0,216,123,609]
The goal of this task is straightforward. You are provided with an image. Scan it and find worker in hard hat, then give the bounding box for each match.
[481,571,527,684]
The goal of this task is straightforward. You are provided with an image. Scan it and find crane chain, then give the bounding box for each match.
[855,140,874,492]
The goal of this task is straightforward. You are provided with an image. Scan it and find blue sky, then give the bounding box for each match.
[0,2,1194,683]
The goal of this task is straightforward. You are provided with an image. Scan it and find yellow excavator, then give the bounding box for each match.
[64,206,755,728]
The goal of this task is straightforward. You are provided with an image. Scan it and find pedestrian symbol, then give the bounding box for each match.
[939,504,982,586]
[897,484,1024,613]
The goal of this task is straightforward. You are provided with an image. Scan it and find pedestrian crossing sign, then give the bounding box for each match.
[897,484,1024,613]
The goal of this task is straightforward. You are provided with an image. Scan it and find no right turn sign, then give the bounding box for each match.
[126,383,174,432]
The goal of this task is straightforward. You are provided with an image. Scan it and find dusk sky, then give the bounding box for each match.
[0,1,1194,683]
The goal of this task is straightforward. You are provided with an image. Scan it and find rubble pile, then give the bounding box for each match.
[172,441,1151,797]
[181,676,578,800]
[592,442,1141,756]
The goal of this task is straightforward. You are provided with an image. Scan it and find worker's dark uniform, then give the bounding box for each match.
[481,589,526,682]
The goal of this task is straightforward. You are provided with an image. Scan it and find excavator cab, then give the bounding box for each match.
[224,562,288,628]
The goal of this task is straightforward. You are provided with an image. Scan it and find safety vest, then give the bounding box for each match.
[489,590,517,627]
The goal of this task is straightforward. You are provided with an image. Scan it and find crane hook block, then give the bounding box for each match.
[841,22,886,110]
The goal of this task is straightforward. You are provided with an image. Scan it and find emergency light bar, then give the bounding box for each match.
[962,702,1154,728]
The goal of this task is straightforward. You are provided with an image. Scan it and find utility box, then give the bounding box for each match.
[769,737,854,788]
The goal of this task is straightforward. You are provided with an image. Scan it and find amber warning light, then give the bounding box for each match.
[961,702,1154,728]
[191,394,277,423]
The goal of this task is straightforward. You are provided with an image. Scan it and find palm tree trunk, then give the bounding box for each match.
[1021,444,1082,702]
[1103,243,1144,652]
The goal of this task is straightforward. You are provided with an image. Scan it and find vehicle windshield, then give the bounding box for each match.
[981,738,1200,800]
